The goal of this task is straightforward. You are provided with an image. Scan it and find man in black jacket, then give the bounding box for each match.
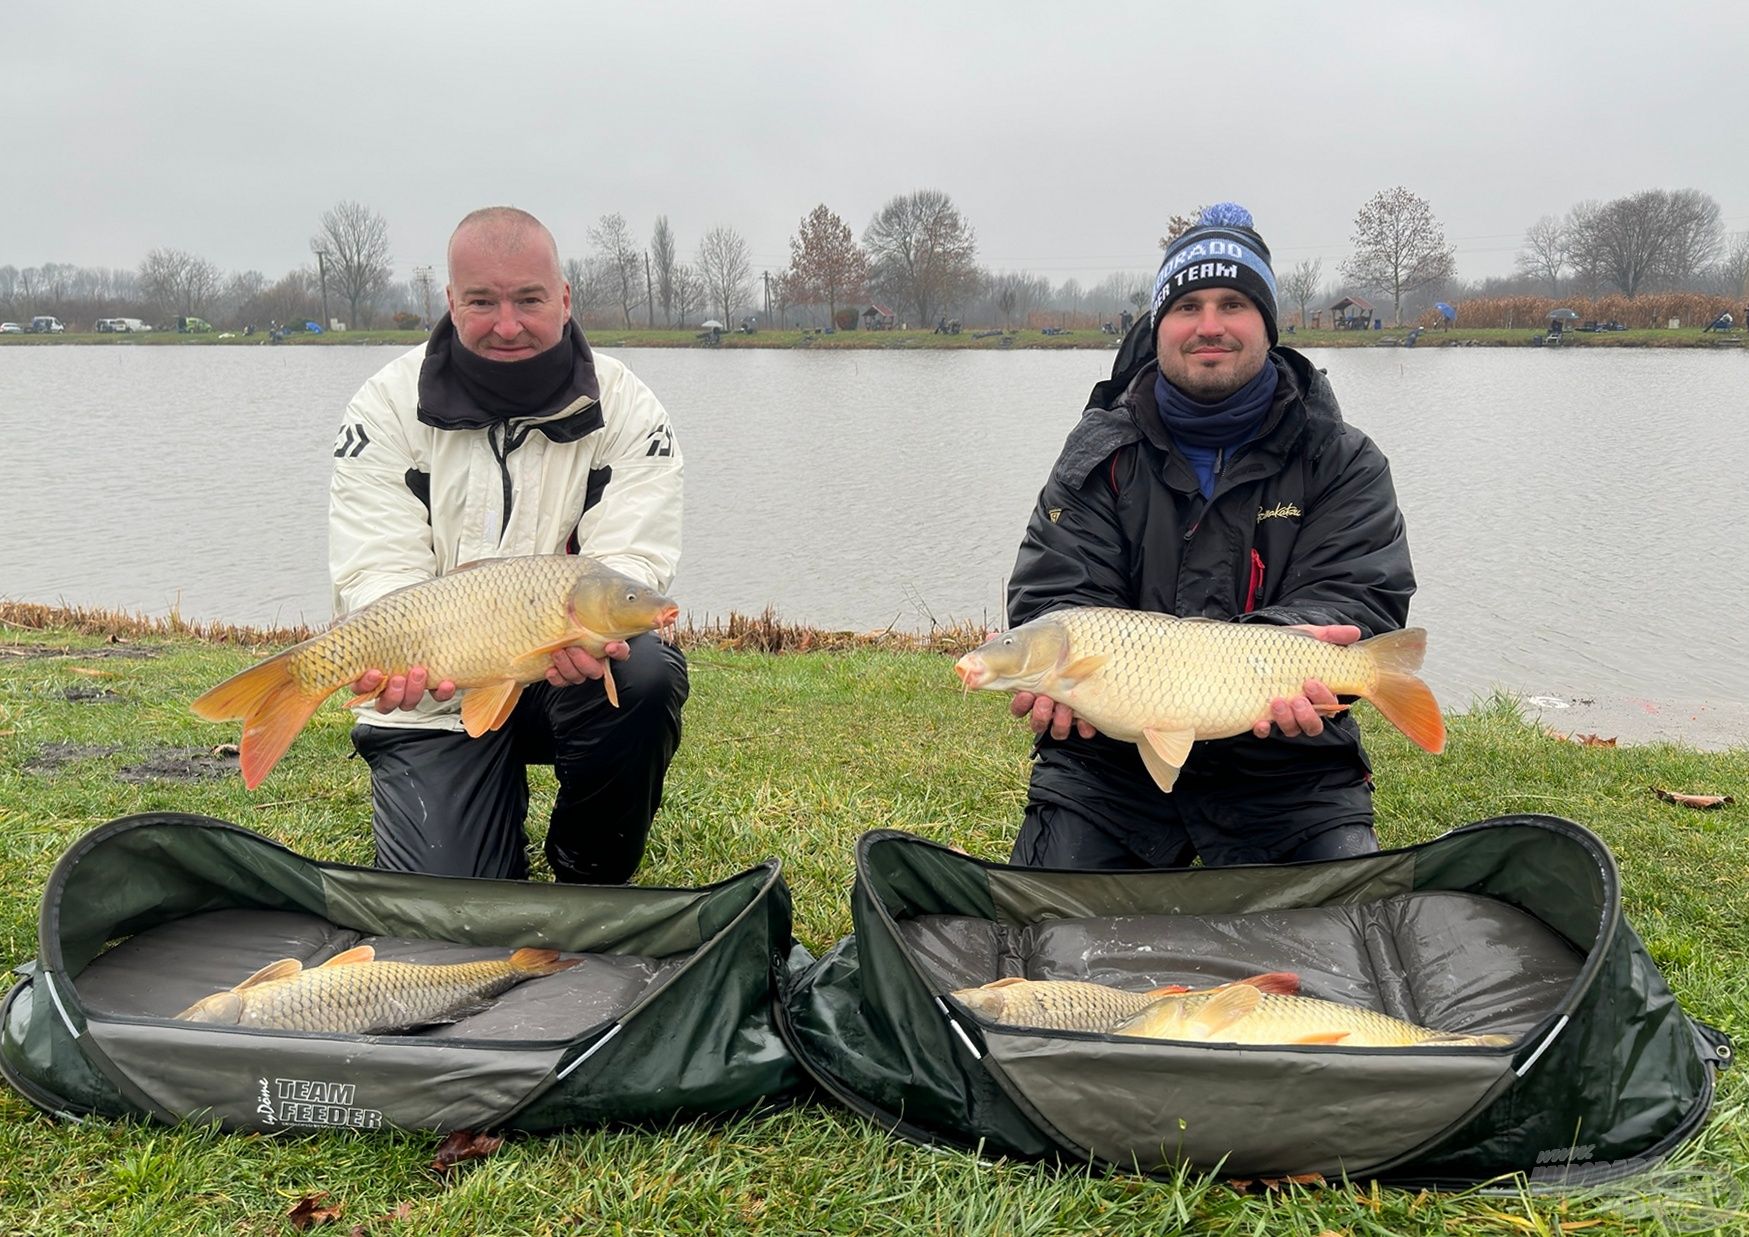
[1004,203,1418,870]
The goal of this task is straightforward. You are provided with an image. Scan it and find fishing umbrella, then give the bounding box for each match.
[700,319,727,330]
[1548,308,1579,321]
[1435,302,1456,322]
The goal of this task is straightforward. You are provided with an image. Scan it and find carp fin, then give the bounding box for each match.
[319,945,377,968]
[510,947,580,977]
[234,958,304,990]
[1057,653,1109,684]
[1186,983,1261,1037]
[191,650,331,789]
[1240,971,1301,995]
[1291,1031,1351,1044]
[983,977,1028,989]
[1138,727,1196,793]
[515,628,622,708]
[460,679,526,737]
[1358,627,1447,754]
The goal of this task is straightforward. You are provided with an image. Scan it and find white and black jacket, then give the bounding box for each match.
[329,332,682,731]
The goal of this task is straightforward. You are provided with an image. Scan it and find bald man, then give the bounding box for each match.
[329,207,687,884]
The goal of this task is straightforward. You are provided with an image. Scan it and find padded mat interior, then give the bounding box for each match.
[74,908,685,1041]
[904,890,1583,1038]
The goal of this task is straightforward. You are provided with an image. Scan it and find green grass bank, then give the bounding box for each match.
[2,612,1746,1235]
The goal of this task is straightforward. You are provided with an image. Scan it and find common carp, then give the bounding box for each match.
[951,972,1301,1033]
[174,944,579,1034]
[954,609,1445,792]
[192,555,678,788]
[1112,982,1512,1048]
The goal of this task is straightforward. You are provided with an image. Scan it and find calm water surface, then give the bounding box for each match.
[3,343,1745,744]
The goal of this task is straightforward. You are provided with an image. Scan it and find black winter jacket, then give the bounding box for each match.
[1007,345,1416,782]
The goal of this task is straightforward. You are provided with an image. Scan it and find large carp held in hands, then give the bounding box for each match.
[954,608,1445,793]
[192,555,679,789]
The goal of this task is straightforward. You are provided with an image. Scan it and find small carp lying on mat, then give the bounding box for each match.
[174,944,579,1034]
[1112,982,1513,1048]
[951,972,1301,1033]
[191,555,678,788]
[953,609,1446,793]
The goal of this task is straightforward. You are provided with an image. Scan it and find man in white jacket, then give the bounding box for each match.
[329,206,688,883]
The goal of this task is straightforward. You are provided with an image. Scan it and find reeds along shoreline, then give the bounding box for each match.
[0,600,993,657]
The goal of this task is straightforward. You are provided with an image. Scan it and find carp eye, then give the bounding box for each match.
[624,591,637,602]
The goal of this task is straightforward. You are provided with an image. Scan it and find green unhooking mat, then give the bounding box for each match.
[777,816,1732,1185]
[2,813,801,1132]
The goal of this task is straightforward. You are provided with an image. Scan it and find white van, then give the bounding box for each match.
[29,316,66,334]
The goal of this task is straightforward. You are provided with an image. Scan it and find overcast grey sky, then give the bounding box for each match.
[7,1,1748,293]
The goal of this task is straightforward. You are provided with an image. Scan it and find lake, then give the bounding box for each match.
[2,343,1745,747]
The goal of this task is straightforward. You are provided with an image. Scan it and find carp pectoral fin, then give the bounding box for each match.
[1241,972,1302,995]
[1312,701,1353,717]
[460,679,526,737]
[601,660,620,708]
[1139,727,1196,793]
[1290,1031,1350,1044]
[319,945,376,968]
[1057,653,1108,685]
[234,958,304,990]
[1186,984,1261,1037]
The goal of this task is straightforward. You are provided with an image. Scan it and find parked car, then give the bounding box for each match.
[29,316,66,334]
[0,322,23,334]
[176,316,213,333]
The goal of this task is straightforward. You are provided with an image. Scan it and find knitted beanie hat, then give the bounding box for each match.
[1150,202,1279,344]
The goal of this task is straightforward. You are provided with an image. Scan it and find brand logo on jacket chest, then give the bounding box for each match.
[1256,502,1302,523]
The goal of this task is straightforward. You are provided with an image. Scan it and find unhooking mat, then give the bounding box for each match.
[778,816,1732,1185]
[2,812,801,1133]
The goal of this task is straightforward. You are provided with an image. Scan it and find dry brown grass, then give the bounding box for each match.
[0,600,994,657]
[1423,292,1738,330]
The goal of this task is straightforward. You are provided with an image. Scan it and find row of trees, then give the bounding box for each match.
[6,189,1744,334]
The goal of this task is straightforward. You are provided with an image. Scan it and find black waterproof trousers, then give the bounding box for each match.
[1011,737,1377,870]
[351,634,688,883]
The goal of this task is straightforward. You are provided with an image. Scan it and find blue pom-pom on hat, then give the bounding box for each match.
[1151,200,1279,343]
[1197,202,1256,230]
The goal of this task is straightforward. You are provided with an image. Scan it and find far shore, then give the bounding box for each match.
[4,325,1747,351]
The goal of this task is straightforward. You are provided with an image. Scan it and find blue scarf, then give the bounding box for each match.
[1154,361,1279,498]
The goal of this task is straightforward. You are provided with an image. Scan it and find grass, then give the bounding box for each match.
[2,609,1746,1234]
[4,325,1744,352]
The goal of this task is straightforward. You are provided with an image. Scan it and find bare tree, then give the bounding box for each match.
[589,212,645,326]
[1341,187,1456,325]
[863,189,979,327]
[1514,215,1569,297]
[1566,189,1723,298]
[1658,188,1724,288]
[696,226,751,325]
[1277,257,1324,330]
[650,216,678,327]
[313,200,393,329]
[787,204,870,325]
[987,270,1050,328]
[671,263,704,327]
[1710,232,1749,299]
[138,247,222,320]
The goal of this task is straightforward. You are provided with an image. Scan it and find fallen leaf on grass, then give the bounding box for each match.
[1573,733,1616,747]
[1650,787,1735,810]
[1225,1172,1325,1194]
[211,742,240,757]
[431,1128,503,1174]
[348,1201,414,1235]
[288,1192,344,1230]
[69,666,117,679]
